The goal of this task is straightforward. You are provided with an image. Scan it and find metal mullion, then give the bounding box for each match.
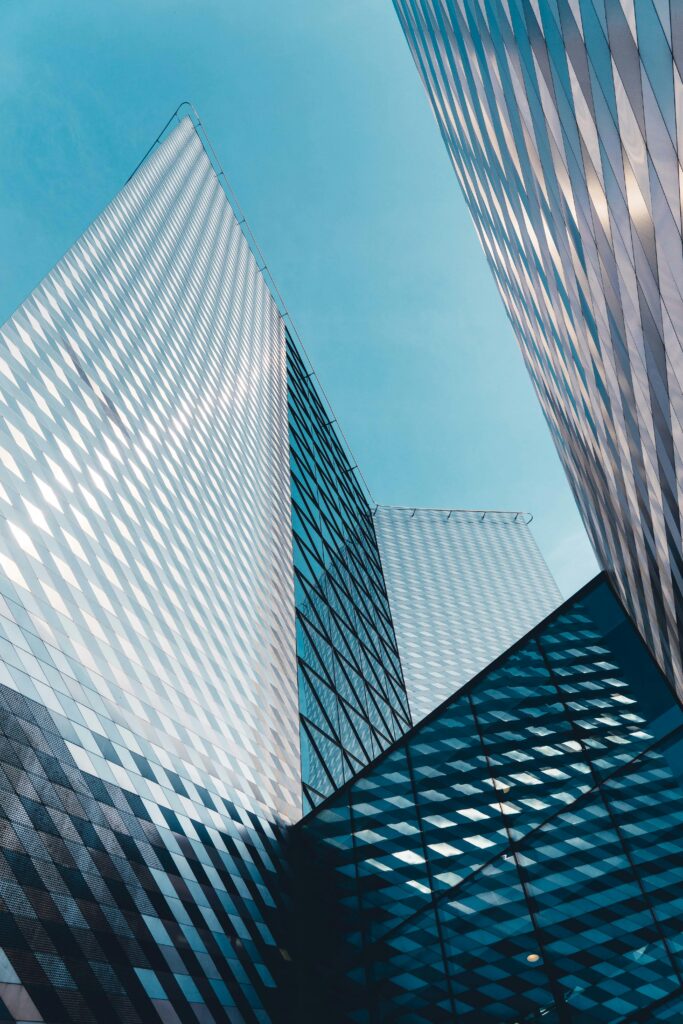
[335,692,376,767]
[299,661,348,751]
[403,733,460,1019]
[460,667,572,1021]
[300,717,343,797]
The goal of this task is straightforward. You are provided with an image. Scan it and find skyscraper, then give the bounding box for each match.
[392,0,683,694]
[0,113,303,1022]
[0,109,413,1022]
[1,102,683,1023]
[374,505,561,720]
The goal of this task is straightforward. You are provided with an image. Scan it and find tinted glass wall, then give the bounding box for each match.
[393,0,683,695]
[295,575,683,1022]
[287,339,412,810]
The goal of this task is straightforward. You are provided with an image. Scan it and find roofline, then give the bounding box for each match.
[374,504,533,524]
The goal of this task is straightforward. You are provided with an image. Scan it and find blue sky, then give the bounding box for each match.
[0,0,597,595]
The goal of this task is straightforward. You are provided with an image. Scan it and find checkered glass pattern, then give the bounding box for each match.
[393,0,683,695]
[0,116,301,1022]
[295,576,683,1022]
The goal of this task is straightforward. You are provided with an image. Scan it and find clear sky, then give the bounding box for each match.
[0,0,598,595]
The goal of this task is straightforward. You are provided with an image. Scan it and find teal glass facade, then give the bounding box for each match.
[287,339,411,810]
[393,0,683,697]
[294,575,683,1022]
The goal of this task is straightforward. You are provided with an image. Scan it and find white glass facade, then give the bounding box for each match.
[375,506,561,720]
[0,115,301,1021]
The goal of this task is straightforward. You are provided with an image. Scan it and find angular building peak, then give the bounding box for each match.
[0,108,417,1020]
[0,111,308,1021]
[2,112,302,820]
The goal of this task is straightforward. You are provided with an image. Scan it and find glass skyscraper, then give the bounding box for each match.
[0,114,302,1022]
[374,505,561,720]
[0,111,412,1022]
[1,102,681,1024]
[392,0,683,696]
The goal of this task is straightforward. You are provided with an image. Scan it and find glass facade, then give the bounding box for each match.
[4,88,680,1024]
[0,115,301,1022]
[287,340,411,810]
[294,574,683,1022]
[374,506,561,720]
[0,108,416,1022]
[393,0,683,695]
